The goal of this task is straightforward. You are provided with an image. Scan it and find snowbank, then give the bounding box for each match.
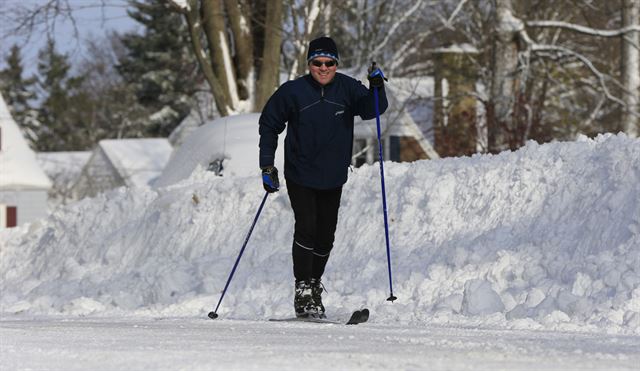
[1,133,638,334]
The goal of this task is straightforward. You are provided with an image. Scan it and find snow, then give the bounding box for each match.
[1,133,639,369]
[36,151,91,206]
[431,43,480,54]
[461,279,505,316]
[0,94,52,190]
[37,151,91,178]
[168,0,189,11]
[98,138,172,187]
[155,113,285,187]
[1,317,638,371]
[168,110,204,146]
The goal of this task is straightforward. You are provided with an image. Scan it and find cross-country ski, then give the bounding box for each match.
[269,308,370,325]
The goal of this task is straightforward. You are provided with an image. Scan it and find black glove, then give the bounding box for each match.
[367,62,387,88]
[261,166,279,193]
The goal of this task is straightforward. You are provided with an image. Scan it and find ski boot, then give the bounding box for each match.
[310,278,326,319]
[294,280,317,318]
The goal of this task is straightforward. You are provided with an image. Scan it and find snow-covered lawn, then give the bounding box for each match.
[1,133,639,369]
[2,316,638,370]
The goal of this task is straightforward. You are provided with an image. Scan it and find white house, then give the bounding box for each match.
[71,138,172,199]
[353,78,439,166]
[0,94,52,228]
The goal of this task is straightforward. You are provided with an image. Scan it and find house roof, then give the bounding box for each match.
[0,93,52,190]
[354,78,439,159]
[37,151,91,188]
[97,138,172,188]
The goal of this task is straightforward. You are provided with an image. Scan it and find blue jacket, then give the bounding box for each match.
[259,72,388,189]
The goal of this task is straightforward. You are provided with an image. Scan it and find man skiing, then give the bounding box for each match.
[258,36,388,319]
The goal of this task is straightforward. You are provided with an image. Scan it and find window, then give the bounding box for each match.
[389,136,401,162]
[7,206,17,228]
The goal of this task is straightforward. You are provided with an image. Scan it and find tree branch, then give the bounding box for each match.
[532,44,627,107]
[445,0,469,28]
[527,20,640,37]
[366,0,425,64]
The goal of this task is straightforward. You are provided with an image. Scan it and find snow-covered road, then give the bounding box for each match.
[1,316,638,370]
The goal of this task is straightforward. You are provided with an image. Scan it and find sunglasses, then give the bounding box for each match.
[310,60,337,68]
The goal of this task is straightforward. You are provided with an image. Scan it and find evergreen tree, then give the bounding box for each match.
[117,0,201,137]
[0,45,40,146]
[35,40,92,151]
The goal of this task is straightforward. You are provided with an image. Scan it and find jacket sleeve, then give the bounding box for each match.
[259,83,290,168]
[352,78,388,120]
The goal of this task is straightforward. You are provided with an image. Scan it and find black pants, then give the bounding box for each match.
[287,179,343,281]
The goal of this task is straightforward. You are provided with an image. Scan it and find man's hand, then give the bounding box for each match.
[261,166,280,193]
[367,62,387,88]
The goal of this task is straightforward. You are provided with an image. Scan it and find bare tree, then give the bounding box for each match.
[487,0,525,152]
[452,0,640,152]
[0,0,126,51]
[525,2,640,137]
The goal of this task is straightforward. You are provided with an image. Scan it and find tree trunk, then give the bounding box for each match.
[183,1,230,116]
[224,0,254,101]
[488,0,521,153]
[254,0,283,111]
[201,0,238,110]
[621,0,639,137]
[433,51,478,157]
[433,57,446,156]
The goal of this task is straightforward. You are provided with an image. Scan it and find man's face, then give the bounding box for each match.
[308,57,337,86]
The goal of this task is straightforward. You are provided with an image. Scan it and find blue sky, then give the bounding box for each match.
[1,0,138,75]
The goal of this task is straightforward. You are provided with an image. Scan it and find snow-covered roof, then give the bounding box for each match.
[0,93,52,190]
[98,138,172,188]
[37,151,91,194]
[37,151,92,179]
[156,113,285,188]
[388,76,434,101]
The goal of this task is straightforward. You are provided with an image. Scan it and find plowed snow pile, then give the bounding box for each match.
[1,133,639,334]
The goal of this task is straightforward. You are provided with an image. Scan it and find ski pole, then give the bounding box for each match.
[208,191,269,319]
[372,72,397,303]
